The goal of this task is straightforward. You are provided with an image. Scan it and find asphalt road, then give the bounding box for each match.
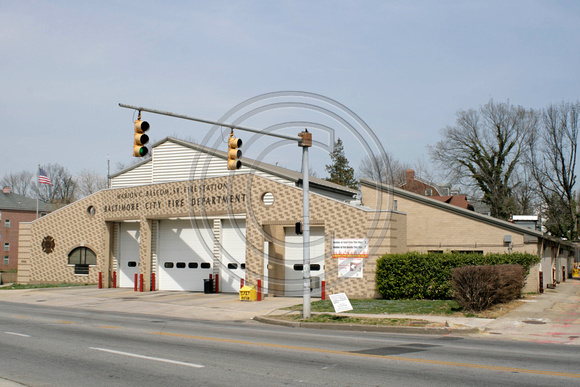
[1,301,579,386]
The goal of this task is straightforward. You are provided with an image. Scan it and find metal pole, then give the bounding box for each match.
[302,144,311,318]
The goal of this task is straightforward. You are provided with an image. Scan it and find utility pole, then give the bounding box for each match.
[119,103,314,318]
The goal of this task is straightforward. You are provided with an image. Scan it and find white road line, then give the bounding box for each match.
[5,332,31,337]
[89,347,204,368]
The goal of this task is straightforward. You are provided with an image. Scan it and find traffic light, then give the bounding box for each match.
[134,119,150,157]
[227,132,242,170]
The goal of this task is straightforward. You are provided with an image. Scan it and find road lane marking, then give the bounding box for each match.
[56,321,76,324]
[89,347,204,368]
[5,332,31,337]
[150,331,580,379]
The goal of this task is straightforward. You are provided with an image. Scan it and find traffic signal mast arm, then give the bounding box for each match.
[119,103,306,145]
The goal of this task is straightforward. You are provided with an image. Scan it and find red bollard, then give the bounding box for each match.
[98,272,102,289]
[134,273,138,292]
[113,271,117,288]
[140,274,144,292]
[257,279,262,301]
[151,273,156,291]
[240,278,244,289]
[321,280,326,300]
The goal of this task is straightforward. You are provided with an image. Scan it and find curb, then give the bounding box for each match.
[253,315,482,335]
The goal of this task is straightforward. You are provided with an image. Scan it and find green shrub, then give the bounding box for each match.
[375,252,539,299]
[451,264,525,311]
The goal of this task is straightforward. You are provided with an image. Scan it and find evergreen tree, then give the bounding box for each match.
[325,138,358,189]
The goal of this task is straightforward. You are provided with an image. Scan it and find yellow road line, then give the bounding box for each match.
[150,331,580,379]
[56,321,76,324]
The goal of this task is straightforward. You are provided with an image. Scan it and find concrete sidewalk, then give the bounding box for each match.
[481,277,580,344]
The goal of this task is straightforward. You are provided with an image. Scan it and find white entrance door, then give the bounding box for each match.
[158,219,214,291]
[284,227,325,297]
[220,218,246,293]
[118,222,140,288]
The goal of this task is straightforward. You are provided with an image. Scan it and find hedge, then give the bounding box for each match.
[375,252,540,300]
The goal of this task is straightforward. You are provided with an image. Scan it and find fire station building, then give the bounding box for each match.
[17,137,576,297]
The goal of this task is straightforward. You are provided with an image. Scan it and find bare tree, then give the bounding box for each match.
[528,102,579,239]
[358,152,409,186]
[76,169,108,198]
[0,171,34,197]
[429,100,537,220]
[32,164,76,206]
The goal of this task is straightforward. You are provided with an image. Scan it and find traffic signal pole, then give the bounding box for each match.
[119,103,314,318]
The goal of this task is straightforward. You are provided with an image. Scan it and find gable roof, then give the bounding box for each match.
[0,191,53,212]
[111,137,359,197]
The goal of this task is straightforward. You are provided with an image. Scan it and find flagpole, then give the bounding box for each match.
[36,165,39,219]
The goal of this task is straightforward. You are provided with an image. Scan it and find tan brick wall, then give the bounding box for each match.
[361,183,550,293]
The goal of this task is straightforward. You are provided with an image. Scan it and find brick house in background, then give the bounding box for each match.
[0,187,53,271]
[400,169,474,211]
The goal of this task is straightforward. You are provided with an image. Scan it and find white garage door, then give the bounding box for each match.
[118,222,140,288]
[220,218,246,293]
[284,227,325,297]
[158,219,214,291]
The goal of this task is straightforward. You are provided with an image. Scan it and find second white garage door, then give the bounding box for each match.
[158,219,214,291]
[284,227,325,297]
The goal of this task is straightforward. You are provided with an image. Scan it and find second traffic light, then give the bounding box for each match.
[227,132,242,170]
[134,119,150,157]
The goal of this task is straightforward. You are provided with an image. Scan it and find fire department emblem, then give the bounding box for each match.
[41,236,55,254]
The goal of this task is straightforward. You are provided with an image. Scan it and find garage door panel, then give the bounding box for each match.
[284,227,325,297]
[158,220,213,291]
[220,219,246,293]
[118,222,140,288]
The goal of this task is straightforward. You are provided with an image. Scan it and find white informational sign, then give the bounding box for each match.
[333,239,368,278]
[329,293,353,313]
[337,258,363,278]
[332,239,369,259]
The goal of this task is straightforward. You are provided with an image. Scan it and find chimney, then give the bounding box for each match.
[406,169,415,184]
[2,186,11,194]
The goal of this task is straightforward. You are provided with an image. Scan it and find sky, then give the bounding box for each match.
[2,1,579,182]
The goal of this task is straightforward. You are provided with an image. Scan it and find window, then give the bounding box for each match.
[200,262,211,269]
[176,262,186,268]
[4,219,10,228]
[4,256,9,265]
[68,247,96,265]
[188,262,198,269]
[4,243,9,251]
[164,262,174,269]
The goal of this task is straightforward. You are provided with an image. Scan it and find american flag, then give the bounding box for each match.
[39,168,53,185]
